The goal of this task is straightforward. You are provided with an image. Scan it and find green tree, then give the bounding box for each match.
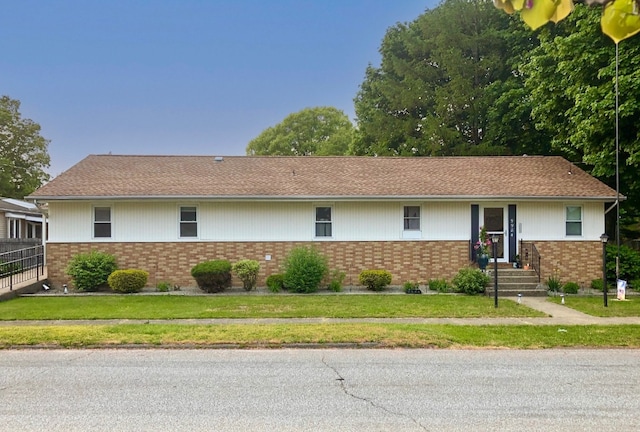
[523,5,640,234]
[353,0,548,157]
[0,96,50,198]
[246,106,353,156]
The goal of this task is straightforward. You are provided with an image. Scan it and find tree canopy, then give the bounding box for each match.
[352,0,550,157]
[522,5,640,231]
[0,96,50,198]
[246,107,353,156]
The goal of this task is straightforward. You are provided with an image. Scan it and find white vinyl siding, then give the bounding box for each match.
[46,200,606,243]
[517,202,601,240]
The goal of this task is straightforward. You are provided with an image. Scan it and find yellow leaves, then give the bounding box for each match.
[601,0,640,43]
[493,0,640,43]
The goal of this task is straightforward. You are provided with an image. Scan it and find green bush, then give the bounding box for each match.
[65,251,117,291]
[547,275,562,293]
[327,269,346,292]
[606,244,640,282]
[428,278,452,293]
[191,260,232,293]
[266,274,285,293]
[0,260,22,276]
[107,269,148,293]
[452,267,489,295]
[403,281,420,293]
[632,279,640,292]
[282,246,328,293]
[591,278,604,292]
[562,281,580,294]
[156,281,171,292]
[359,270,392,291]
[232,259,260,291]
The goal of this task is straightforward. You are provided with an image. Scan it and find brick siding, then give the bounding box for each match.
[45,240,602,289]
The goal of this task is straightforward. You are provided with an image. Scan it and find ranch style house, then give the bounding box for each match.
[27,154,620,289]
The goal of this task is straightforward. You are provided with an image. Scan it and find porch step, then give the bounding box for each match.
[485,268,546,297]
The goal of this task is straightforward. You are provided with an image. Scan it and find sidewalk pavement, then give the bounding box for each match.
[1,296,640,327]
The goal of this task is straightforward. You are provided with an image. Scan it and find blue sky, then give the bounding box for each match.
[2,0,439,177]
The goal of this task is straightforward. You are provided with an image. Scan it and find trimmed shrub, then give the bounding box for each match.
[65,251,117,291]
[359,270,392,291]
[108,269,148,293]
[428,278,452,293]
[282,246,328,293]
[156,281,171,292]
[452,267,489,295]
[591,278,604,292]
[632,279,640,292]
[266,274,285,293]
[562,281,580,294]
[327,269,346,292]
[232,259,260,291]
[191,260,232,293]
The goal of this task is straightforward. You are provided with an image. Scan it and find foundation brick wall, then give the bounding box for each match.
[45,240,601,289]
[46,241,472,288]
[521,241,602,287]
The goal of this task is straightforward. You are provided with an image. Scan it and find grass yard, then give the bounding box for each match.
[549,296,640,317]
[0,295,547,320]
[0,323,638,349]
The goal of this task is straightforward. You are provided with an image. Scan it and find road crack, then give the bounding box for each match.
[321,355,428,431]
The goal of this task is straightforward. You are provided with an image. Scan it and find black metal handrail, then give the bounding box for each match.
[0,245,45,291]
[519,240,541,283]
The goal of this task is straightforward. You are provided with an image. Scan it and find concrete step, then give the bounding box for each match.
[485,268,544,297]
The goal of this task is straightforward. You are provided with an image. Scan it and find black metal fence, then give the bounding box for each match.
[0,239,42,254]
[0,245,45,291]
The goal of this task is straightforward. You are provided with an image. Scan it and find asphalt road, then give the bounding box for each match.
[1,349,638,431]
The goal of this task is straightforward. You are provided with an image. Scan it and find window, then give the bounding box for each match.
[94,207,112,238]
[315,206,332,237]
[566,206,582,236]
[27,222,41,239]
[8,219,20,238]
[180,206,198,238]
[404,206,420,230]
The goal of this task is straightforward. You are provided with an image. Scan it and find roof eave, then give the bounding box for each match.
[27,194,623,202]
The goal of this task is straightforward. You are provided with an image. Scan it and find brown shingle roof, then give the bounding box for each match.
[28,155,620,200]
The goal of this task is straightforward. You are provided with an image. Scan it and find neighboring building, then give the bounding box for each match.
[27,154,620,288]
[0,197,45,241]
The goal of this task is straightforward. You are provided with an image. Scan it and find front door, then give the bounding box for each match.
[482,207,508,263]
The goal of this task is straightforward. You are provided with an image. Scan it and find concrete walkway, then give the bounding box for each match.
[1,296,639,327]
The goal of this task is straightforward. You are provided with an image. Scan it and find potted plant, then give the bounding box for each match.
[474,226,491,271]
[513,254,521,268]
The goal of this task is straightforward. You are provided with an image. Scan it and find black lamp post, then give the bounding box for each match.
[492,234,500,308]
[601,233,609,307]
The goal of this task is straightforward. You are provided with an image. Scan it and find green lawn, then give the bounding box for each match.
[0,323,638,349]
[0,295,547,320]
[549,296,640,317]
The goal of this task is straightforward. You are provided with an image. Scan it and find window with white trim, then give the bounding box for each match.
[93,207,112,238]
[8,219,20,238]
[315,206,332,237]
[404,206,420,231]
[180,206,198,238]
[565,206,582,236]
